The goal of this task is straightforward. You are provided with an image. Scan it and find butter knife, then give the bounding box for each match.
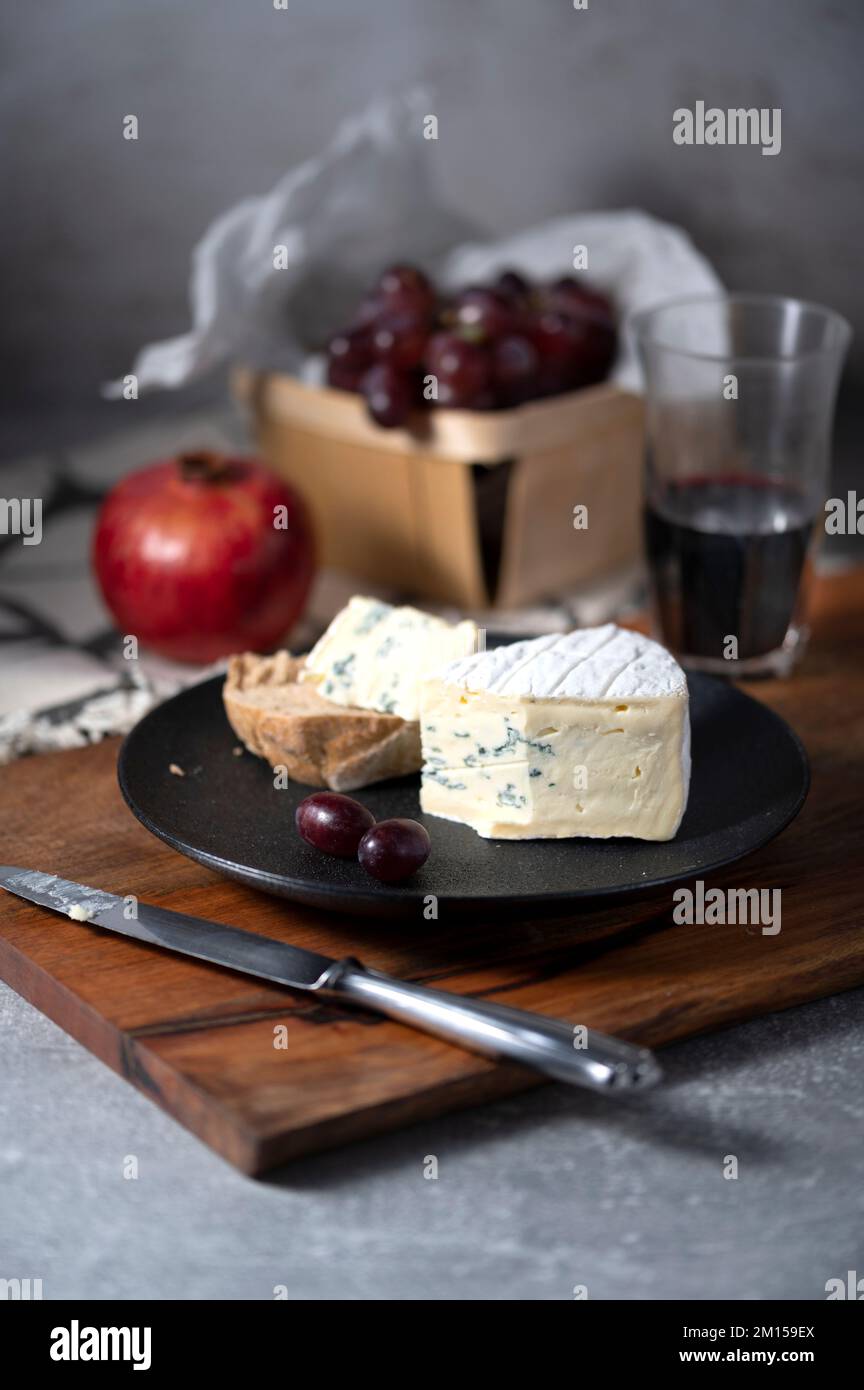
[0,867,661,1092]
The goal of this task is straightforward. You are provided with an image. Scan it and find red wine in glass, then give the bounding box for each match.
[644,475,816,664]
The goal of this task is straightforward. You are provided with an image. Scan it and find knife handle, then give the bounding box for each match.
[317,958,661,1092]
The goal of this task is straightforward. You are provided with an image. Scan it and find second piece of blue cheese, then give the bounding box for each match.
[300,597,478,722]
[419,624,690,840]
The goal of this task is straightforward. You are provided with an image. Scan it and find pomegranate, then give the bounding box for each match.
[92,451,315,663]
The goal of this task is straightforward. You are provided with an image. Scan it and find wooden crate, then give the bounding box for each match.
[236,370,645,608]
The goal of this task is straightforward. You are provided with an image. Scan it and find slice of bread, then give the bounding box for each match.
[223,651,421,791]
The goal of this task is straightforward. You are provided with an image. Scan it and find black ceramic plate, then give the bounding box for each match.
[117,671,809,919]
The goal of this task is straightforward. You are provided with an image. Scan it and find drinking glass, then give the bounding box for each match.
[632,294,851,676]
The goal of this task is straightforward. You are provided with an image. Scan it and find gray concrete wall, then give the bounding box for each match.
[2,0,862,451]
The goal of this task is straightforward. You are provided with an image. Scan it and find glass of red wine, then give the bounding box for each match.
[632,295,851,677]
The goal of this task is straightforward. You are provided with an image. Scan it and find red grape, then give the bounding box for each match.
[371,311,429,369]
[327,325,375,393]
[327,359,366,393]
[465,389,498,411]
[452,287,520,339]
[496,269,530,303]
[425,331,492,407]
[528,313,580,396]
[361,363,417,427]
[532,310,617,393]
[351,293,387,327]
[376,264,436,317]
[328,325,374,369]
[546,276,614,324]
[532,311,589,362]
[358,818,431,882]
[576,320,617,386]
[492,334,540,405]
[296,793,376,857]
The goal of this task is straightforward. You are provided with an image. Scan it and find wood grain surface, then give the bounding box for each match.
[1,569,862,1175]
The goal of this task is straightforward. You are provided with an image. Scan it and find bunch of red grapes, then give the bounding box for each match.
[325,264,617,428]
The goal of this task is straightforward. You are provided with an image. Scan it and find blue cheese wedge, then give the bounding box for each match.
[300,596,478,723]
[419,624,690,840]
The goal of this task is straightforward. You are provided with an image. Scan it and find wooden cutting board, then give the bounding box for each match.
[1,570,862,1176]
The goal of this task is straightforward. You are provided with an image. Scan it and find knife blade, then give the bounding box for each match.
[0,867,662,1091]
[0,867,335,990]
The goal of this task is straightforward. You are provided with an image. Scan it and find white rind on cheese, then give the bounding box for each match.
[419,624,690,841]
[300,596,478,723]
[440,624,687,699]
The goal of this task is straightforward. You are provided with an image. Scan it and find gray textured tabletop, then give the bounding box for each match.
[2,978,862,1301]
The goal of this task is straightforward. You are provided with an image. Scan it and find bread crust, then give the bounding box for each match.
[223,652,421,791]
